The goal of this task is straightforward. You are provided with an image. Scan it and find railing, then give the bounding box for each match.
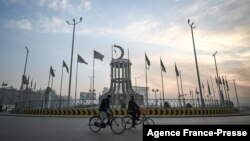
[15,98,234,110]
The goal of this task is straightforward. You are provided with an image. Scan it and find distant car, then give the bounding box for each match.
[0,105,14,112]
[6,108,12,112]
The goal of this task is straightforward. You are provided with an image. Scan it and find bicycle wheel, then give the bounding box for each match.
[88,116,101,133]
[110,117,126,134]
[143,118,155,125]
[135,117,143,125]
[123,116,133,130]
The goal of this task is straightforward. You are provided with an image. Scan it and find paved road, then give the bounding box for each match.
[0,115,250,141]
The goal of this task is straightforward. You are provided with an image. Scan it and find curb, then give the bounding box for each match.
[17,108,238,116]
[1,112,250,118]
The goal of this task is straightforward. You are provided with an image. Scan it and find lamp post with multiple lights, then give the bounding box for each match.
[212,51,225,102]
[19,46,29,101]
[152,89,159,107]
[188,19,205,108]
[66,17,82,107]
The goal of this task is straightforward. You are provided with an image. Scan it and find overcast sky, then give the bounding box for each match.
[0,0,249,105]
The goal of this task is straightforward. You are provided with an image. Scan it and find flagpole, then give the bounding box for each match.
[233,79,240,109]
[145,54,148,107]
[222,77,228,106]
[75,61,79,107]
[207,80,211,106]
[48,71,51,88]
[128,48,129,59]
[176,74,181,107]
[44,72,51,108]
[93,52,95,107]
[225,76,231,105]
[202,83,205,100]
[51,76,54,89]
[179,71,186,107]
[210,76,216,101]
[46,68,51,109]
[226,85,230,107]
[160,63,164,107]
[59,63,64,109]
[49,76,53,108]
[175,63,182,107]
[112,45,113,59]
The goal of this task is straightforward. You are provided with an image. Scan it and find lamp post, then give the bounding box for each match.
[89,76,95,108]
[89,89,95,108]
[66,17,82,107]
[19,46,29,102]
[190,90,195,106]
[188,19,205,108]
[152,89,159,107]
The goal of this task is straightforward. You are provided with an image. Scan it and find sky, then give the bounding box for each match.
[0,0,250,106]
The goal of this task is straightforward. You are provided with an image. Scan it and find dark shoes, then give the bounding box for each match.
[132,125,136,128]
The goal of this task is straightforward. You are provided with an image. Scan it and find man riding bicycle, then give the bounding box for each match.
[99,94,112,126]
[128,95,141,128]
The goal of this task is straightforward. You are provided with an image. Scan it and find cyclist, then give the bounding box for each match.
[128,95,140,128]
[99,94,112,126]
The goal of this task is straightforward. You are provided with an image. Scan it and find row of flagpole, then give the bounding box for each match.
[19,73,38,101]
[18,47,238,108]
[19,46,237,108]
[144,53,235,108]
[49,51,104,108]
[145,54,168,107]
[17,18,240,109]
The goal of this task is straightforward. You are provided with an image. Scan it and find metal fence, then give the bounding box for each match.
[15,98,234,110]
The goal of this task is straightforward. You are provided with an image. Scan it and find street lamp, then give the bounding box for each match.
[152,89,159,107]
[89,76,95,107]
[189,90,195,106]
[19,46,29,101]
[66,17,82,107]
[188,19,205,108]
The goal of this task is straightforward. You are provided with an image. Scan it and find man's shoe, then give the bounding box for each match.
[132,125,136,128]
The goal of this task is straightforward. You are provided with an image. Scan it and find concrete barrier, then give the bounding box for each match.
[21,108,237,116]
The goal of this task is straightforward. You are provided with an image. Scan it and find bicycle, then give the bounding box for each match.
[124,108,155,130]
[88,112,126,134]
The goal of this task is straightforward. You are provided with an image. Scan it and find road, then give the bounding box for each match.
[0,115,250,141]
